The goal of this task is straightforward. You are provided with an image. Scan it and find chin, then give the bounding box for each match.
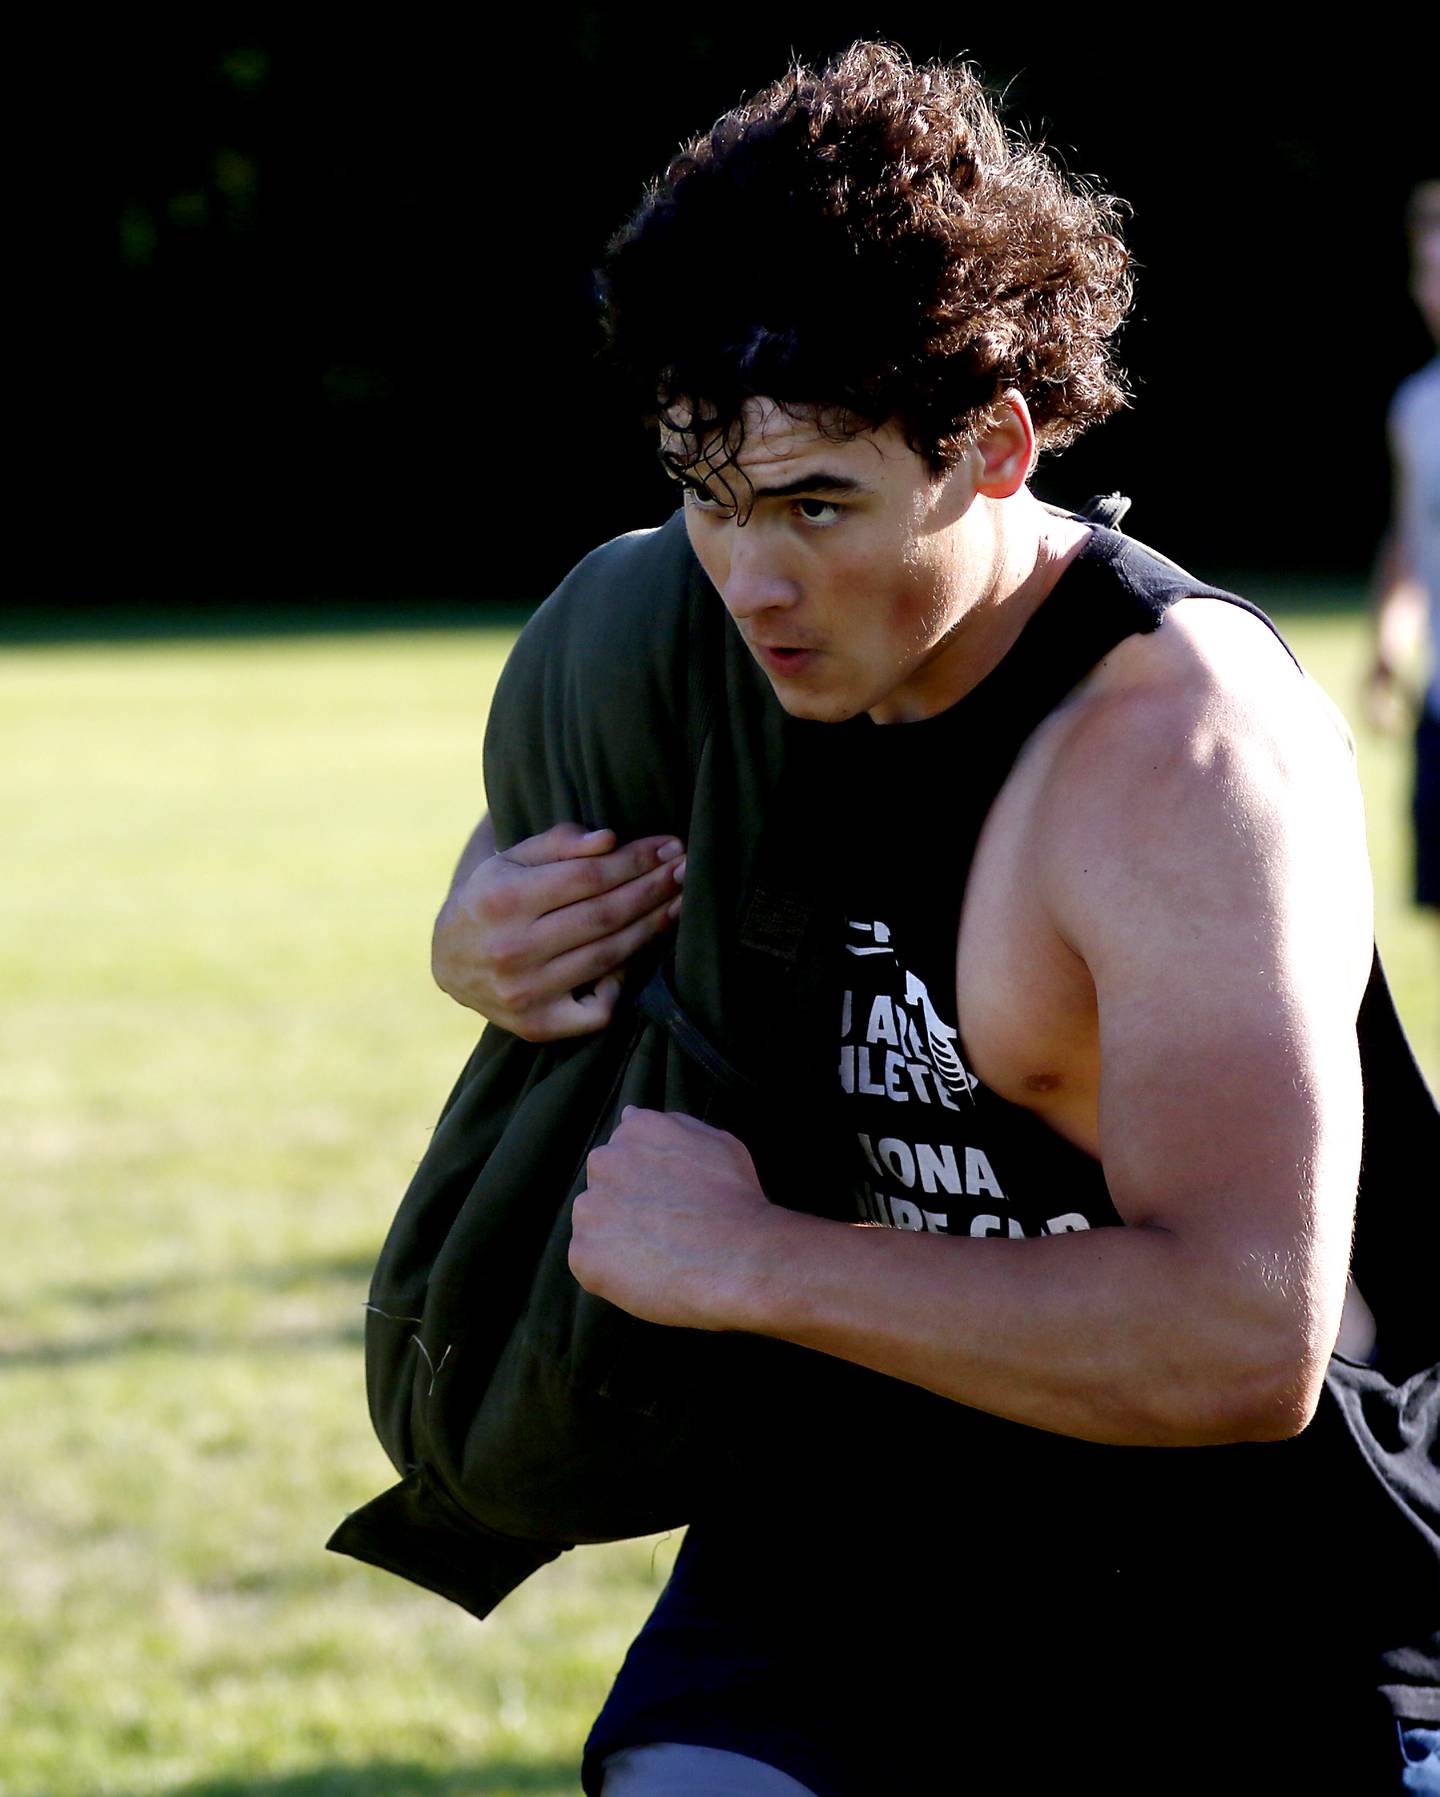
[771,685,864,725]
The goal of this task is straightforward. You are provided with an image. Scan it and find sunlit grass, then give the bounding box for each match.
[1,628,683,1797]
[1,597,1432,1795]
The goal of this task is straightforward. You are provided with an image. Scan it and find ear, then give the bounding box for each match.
[973,392,1036,499]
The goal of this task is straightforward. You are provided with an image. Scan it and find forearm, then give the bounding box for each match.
[1371,532,1426,671]
[730,1208,1318,1447]
[441,811,497,915]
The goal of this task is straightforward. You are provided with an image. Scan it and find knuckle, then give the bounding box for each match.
[487,929,527,976]
[590,889,635,934]
[575,857,611,897]
[564,941,614,984]
[493,972,534,1012]
[474,879,516,925]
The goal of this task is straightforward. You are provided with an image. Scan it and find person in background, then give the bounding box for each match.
[1369,179,1440,925]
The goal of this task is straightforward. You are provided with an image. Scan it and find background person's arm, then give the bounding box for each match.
[1365,529,1427,731]
[433,814,685,1038]
[1365,431,1428,731]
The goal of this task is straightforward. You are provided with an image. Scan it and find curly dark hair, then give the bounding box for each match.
[600,42,1132,496]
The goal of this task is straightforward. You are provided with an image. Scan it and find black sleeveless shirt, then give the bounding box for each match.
[833,731,1119,1246]
[585,530,1440,1795]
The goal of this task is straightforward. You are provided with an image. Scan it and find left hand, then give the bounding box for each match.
[571,1108,778,1330]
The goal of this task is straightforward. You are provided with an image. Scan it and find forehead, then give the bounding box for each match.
[659,396,914,482]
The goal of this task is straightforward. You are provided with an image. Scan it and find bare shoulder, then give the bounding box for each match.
[1033,596,1372,1003]
[1055,596,1356,774]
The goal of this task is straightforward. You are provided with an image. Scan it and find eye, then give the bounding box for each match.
[796,497,842,523]
[683,482,727,513]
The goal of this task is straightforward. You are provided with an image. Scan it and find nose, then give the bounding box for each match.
[719,522,799,622]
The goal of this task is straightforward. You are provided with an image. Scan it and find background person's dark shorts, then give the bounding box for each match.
[1416,705,1440,909]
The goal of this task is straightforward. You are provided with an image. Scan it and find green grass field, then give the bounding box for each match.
[2,598,1434,1796]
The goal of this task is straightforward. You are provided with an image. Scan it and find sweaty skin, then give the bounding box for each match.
[569,396,1375,1446]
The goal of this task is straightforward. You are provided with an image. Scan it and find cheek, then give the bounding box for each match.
[889,577,935,626]
[886,554,951,644]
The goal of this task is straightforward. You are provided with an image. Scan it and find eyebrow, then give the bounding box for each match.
[670,467,868,502]
[746,472,867,500]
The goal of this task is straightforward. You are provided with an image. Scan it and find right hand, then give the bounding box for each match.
[432,823,686,1039]
[1361,656,1416,737]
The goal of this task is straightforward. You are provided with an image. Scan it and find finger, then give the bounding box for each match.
[501,823,686,881]
[568,970,626,1030]
[526,835,685,915]
[499,822,617,868]
[487,835,682,925]
[614,1105,667,1139]
[540,892,682,995]
[530,855,685,958]
[486,887,674,1029]
[510,999,607,1041]
[480,835,681,938]
[518,968,631,1041]
[588,971,625,1011]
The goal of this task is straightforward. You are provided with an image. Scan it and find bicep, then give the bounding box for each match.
[1059,694,1371,1343]
[1094,932,1364,1273]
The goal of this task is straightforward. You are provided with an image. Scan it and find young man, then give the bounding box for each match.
[428,47,1438,1794]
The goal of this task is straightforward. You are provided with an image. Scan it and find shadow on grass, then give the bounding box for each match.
[0,1320,366,1370]
[0,1252,373,1368]
[42,1253,375,1312]
[103,1759,577,1797]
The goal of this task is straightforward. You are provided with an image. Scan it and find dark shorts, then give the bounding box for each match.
[582,1529,1411,1797]
[600,1744,819,1795]
[595,1728,1440,1795]
[1416,706,1440,909]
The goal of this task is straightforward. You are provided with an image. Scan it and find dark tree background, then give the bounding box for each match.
[18,17,1436,609]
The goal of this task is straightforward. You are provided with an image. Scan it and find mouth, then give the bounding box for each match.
[752,643,816,676]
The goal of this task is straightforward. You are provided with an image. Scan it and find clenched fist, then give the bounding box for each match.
[571,1108,786,1332]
